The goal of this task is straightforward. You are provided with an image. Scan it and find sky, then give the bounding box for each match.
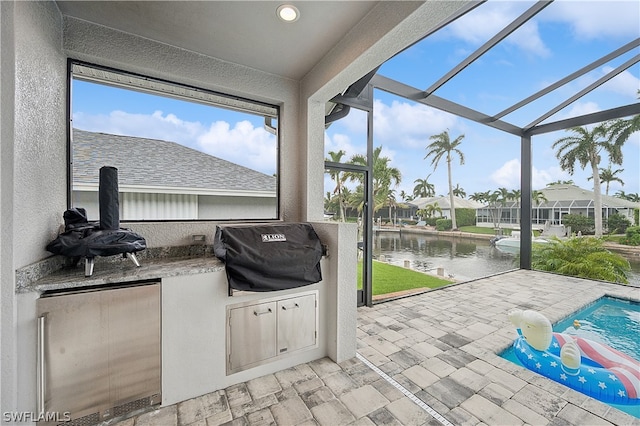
[325,0,640,199]
[73,81,279,176]
[72,0,639,200]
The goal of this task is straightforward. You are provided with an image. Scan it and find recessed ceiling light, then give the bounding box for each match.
[277,4,299,23]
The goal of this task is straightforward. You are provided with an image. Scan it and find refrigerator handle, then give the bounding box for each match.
[37,314,46,414]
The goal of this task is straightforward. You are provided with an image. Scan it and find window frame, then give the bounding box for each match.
[66,59,281,222]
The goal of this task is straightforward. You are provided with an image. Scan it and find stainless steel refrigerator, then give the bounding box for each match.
[36,282,161,424]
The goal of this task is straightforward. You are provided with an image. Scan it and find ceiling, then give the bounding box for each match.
[56,0,639,135]
[55,1,379,80]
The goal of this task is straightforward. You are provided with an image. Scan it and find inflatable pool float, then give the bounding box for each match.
[508,309,640,405]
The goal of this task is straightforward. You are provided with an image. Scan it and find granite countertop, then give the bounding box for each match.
[16,245,226,294]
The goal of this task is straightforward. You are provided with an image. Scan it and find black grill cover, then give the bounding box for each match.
[46,225,147,258]
[46,205,146,259]
[214,223,323,292]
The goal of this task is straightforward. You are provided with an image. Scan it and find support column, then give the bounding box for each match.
[520,135,532,269]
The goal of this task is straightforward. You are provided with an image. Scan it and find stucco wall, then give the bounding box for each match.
[1,0,66,415]
[0,0,17,417]
[13,1,67,269]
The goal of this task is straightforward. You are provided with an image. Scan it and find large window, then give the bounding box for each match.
[69,61,279,221]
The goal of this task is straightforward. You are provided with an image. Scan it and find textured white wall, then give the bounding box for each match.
[0,0,16,417]
[13,1,67,268]
[1,0,66,415]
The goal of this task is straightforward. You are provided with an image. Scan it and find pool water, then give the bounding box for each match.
[502,297,640,419]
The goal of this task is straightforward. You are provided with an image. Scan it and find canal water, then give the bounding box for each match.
[374,230,640,286]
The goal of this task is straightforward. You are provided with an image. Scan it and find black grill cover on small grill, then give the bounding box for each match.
[46,227,147,258]
[214,223,322,292]
[46,205,146,259]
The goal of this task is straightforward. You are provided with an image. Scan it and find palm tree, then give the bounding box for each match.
[607,115,640,148]
[386,189,398,225]
[546,180,574,186]
[470,191,491,225]
[615,191,640,203]
[490,187,511,228]
[452,184,466,198]
[421,202,443,219]
[532,189,548,226]
[324,191,338,217]
[532,189,548,206]
[399,190,412,202]
[350,146,401,217]
[614,190,628,200]
[552,122,623,237]
[412,176,435,199]
[425,130,465,229]
[510,189,521,225]
[469,191,490,204]
[325,150,348,221]
[588,166,624,195]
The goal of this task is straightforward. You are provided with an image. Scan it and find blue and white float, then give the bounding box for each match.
[508,309,640,406]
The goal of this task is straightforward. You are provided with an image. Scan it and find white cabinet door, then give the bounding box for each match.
[277,294,316,355]
[228,301,277,371]
[226,291,318,374]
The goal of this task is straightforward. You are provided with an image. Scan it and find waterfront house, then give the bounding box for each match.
[476,184,640,231]
[410,195,485,222]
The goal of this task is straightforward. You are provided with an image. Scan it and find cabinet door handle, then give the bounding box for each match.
[254,308,272,316]
[37,314,47,414]
[281,303,299,311]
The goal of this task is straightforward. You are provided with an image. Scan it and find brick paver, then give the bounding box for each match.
[114,270,639,425]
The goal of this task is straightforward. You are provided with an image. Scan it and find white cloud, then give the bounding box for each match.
[324,132,365,160]
[373,99,459,148]
[490,159,520,188]
[546,1,640,40]
[445,2,550,57]
[73,110,276,175]
[333,107,368,135]
[600,67,640,98]
[490,159,571,189]
[555,101,601,121]
[73,110,204,147]
[198,120,276,174]
[508,20,551,58]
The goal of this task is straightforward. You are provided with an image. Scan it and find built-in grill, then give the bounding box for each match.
[214,223,323,295]
[46,166,146,276]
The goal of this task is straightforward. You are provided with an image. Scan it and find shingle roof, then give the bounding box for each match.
[484,185,639,209]
[537,184,639,208]
[72,129,276,193]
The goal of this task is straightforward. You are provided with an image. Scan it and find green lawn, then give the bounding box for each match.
[358,260,452,296]
[458,226,500,235]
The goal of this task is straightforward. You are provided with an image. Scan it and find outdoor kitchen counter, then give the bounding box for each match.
[16,247,225,294]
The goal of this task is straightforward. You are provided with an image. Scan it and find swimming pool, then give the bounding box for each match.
[502,296,640,419]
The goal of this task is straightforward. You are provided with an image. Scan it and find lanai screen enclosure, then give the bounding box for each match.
[324,0,639,306]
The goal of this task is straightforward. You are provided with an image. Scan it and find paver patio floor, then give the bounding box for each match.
[116,270,639,426]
